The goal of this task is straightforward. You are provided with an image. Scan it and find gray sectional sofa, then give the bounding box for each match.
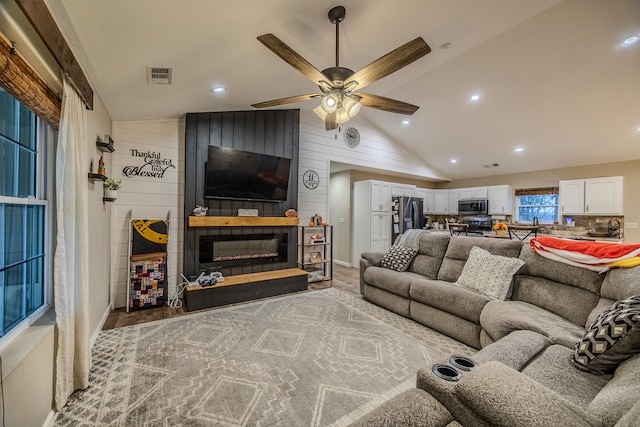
[353,232,640,426]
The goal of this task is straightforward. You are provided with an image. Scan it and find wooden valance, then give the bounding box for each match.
[0,35,60,129]
[515,187,559,196]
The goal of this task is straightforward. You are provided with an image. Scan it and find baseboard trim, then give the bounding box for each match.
[334,259,352,268]
[41,409,56,427]
[91,305,112,347]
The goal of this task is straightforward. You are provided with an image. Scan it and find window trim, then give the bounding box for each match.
[0,105,53,346]
[516,192,560,224]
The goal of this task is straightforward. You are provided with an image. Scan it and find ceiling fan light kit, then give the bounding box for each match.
[252,5,431,131]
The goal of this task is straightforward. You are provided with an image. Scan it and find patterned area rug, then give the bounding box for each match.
[55,288,474,426]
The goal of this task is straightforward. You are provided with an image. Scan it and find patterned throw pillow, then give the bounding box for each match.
[380,245,418,272]
[571,295,640,375]
[456,246,525,300]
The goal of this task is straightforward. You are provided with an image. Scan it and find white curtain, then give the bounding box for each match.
[54,77,91,410]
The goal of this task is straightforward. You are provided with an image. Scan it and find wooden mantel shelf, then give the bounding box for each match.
[188,216,299,227]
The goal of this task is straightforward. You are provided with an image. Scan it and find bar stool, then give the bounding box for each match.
[449,223,469,236]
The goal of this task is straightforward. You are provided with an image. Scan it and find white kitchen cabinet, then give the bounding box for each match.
[353,180,393,262]
[370,212,391,253]
[447,189,459,214]
[459,186,488,200]
[433,190,449,214]
[559,176,623,215]
[367,180,392,212]
[585,177,623,214]
[392,183,416,197]
[488,185,514,215]
[559,179,585,215]
[416,188,435,213]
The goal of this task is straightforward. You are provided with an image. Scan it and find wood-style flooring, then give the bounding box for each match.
[102,264,361,330]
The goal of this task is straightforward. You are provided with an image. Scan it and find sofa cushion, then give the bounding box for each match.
[513,275,600,327]
[588,355,640,427]
[571,295,640,375]
[453,361,598,427]
[437,236,523,283]
[407,233,451,279]
[455,246,525,300]
[522,344,608,409]
[380,245,418,271]
[480,300,586,348]
[518,246,605,294]
[363,266,424,298]
[600,265,640,301]
[410,279,491,324]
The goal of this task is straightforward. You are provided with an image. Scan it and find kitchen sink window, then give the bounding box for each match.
[516,188,559,224]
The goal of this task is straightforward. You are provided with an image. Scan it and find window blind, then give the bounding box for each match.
[515,187,559,196]
[0,35,60,129]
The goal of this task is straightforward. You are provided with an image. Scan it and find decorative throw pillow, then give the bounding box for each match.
[455,246,525,300]
[571,295,640,375]
[380,245,418,272]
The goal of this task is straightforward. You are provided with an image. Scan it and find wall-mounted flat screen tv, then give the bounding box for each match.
[204,145,291,202]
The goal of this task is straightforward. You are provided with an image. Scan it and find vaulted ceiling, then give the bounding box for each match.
[46,0,640,181]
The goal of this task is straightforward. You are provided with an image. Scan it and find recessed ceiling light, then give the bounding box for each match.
[211,86,227,94]
[514,147,524,153]
[450,159,458,164]
[469,94,481,102]
[402,119,411,125]
[622,36,639,47]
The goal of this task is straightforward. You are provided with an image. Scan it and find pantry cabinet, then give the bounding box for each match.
[368,180,392,212]
[353,180,393,263]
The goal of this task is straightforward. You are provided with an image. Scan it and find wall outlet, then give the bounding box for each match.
[339,217,345,223]
[625,222,638,229]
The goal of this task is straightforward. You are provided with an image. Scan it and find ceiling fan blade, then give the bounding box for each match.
[325,112,337,131]
[251,94,321,109]
[257,34,327,84]
[345,37,431,90]
[355,92,420,115]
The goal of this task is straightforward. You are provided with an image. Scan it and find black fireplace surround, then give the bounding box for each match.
[199,233,288,269]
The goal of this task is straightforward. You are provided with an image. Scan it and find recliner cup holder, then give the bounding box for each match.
[449,355,478,372]
[432,364,462,382]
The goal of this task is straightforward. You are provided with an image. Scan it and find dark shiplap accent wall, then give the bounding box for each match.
[184,110,300,277]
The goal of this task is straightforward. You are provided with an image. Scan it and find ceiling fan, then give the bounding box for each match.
[251,6,431,131]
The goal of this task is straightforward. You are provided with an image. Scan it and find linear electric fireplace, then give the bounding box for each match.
[199,233,288,268]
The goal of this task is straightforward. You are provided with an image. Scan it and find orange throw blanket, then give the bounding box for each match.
[530,236,640,272]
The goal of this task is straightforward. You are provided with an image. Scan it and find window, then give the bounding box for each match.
[516,188,559,224]
[0,87,50,338]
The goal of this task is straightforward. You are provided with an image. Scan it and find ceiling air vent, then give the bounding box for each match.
[483,163,500,168]
[147,67,172,84]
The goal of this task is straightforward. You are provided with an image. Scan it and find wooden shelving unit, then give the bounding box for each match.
[188,216,299,227]
[298,225,333,282]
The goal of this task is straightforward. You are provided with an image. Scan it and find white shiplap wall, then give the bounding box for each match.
[108,112,442,307]
[111,118,184,309]
[298,111,446,223]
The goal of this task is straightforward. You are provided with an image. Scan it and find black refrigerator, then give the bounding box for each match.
[391,196,424,243]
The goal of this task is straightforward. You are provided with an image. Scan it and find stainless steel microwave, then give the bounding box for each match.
[458,199,488,215]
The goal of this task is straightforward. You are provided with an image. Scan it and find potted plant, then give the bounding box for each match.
[103,178,121,199]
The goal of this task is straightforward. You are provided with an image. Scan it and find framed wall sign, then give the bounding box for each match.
[303,170,319,189]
